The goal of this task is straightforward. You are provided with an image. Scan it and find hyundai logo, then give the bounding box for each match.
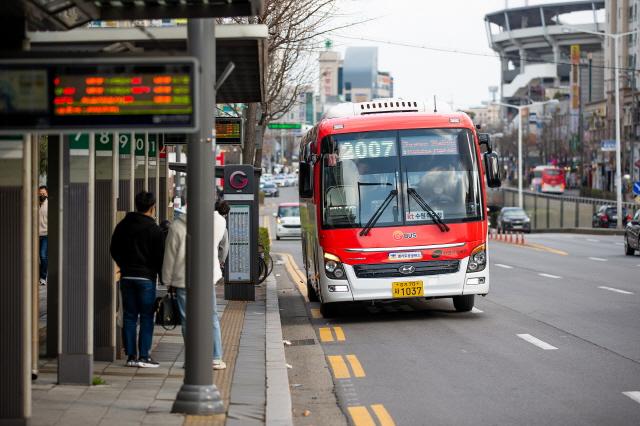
[399,264,415,275]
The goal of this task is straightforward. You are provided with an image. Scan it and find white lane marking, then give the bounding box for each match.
[614,242,624,246]
[517,334,558,350]
[471,307,483,313]
[538,273,562,279]
[587,238,600,242]
[623,391,640,405]
[589,257,608,262]
[598,286,634,295]
[494,263,513,269]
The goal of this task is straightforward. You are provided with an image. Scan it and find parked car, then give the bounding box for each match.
[274,202,301,240]
[260,182,279,197]
[624,209,640,255]
[285,174,298,186]
[497,207,531,232]
[592,205,631,228]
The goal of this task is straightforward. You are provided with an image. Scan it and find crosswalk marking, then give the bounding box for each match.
[517,333,558,350]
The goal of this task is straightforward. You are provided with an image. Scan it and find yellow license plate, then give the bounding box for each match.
[392,281,424,298]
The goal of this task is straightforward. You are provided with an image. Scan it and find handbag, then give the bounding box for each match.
[155,291,180,330]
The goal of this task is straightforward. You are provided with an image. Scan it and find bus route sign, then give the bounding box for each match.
[0,57,198,134]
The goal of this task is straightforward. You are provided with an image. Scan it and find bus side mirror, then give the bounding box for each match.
[299,162,313,198]
[484,151,501,188]
[478,133,492,152]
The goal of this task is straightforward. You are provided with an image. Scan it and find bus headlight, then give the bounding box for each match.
[467,244,487,273]
[324,252,347,280]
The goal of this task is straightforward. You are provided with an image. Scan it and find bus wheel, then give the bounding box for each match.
[320,302,339,318]
[307,280,319,302]
[452,295,475,312]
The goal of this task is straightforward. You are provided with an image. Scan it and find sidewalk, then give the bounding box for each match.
[31,276,291,426]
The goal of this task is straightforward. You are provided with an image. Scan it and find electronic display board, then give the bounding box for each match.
[216,117,243,145]
[0,57,198,134]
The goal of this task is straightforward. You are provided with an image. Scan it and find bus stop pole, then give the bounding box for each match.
[173,18,223,414]
[155,135,160,223]
[130,132,135,210]
[144,133,149,191]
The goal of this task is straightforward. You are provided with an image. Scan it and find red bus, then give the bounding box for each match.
[531,165,566,194]
[298,100,501,317]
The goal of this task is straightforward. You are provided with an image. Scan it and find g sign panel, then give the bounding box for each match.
[0,57,198,134]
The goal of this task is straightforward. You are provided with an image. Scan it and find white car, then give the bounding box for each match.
[275,203,301,240]
[272,175,287,187]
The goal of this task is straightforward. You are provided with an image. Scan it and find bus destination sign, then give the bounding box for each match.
[0,57,198,134]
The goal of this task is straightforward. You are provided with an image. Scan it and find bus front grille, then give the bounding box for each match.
[353,260,460,279]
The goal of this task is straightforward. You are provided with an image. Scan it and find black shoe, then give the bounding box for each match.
[126,356,139,367]
[137,357,159,368]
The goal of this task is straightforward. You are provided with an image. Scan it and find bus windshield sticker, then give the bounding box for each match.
[406,210,444,222]
[401,134,459,156]
[388,251,422,261]
[338,138,396,160]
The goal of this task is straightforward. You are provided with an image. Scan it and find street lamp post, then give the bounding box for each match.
[493,100,559,208]
[562,26,637,229]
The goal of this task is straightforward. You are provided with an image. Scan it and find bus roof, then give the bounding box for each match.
[316,112,476,139]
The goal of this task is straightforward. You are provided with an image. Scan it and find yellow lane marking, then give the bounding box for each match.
[319,326,346,342]
[371,404,396,426]
[524,242,569,256]
[346,354,366,378]
[319,327,334,342]
[327,355,350,379]
[310,308,322,319]
[348,406,376,426]
[277,252,309,303]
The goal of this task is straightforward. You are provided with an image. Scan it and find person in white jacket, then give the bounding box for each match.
[162,206,227,370]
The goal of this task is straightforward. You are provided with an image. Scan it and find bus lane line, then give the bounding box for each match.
[327,355,350,379]
[310,308,322,319]
[278,252,309,303]
[598,286,634,295]
[333,326,346,341]
[517,334,558,350]
[346,354,366,378]
[319,327,334,342]
[623,391,640,405]
[371,404,396,426]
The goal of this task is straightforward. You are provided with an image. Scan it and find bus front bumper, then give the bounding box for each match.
[319,256,489,303]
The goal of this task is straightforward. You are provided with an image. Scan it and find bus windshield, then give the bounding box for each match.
[321,128,482,229]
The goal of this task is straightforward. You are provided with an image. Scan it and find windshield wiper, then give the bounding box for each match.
[359,189,398,236]
[407,187,450,232]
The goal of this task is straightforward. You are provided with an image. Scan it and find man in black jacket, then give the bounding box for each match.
[110,192,164,368]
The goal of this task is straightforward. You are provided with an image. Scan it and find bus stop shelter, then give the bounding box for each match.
[0,1,266,424]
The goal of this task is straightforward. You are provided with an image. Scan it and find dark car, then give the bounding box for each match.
[592,205,631,228]
[497,207,531,232]
[624,209,640,255]
[260,182,279,197]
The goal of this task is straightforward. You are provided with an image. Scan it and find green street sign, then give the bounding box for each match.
[268,122,301,130]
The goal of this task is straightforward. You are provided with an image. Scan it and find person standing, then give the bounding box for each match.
[38,186,48,286]
[162,205,227,370]
[110,192,164,368]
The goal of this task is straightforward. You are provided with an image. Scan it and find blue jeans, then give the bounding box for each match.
[175,287,222,360]
[39,236,48,280]
[120,278,156,358]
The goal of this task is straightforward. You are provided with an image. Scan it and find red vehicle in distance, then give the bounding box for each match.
[298,100,501,317]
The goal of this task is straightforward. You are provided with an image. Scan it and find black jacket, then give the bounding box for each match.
[110,212,164,282]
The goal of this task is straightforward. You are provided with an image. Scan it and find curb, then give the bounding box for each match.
[265,274,293,426]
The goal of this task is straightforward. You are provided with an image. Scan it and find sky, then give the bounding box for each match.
[327,0,596,110]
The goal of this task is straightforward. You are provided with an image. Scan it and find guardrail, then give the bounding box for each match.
[487,187,637,231]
